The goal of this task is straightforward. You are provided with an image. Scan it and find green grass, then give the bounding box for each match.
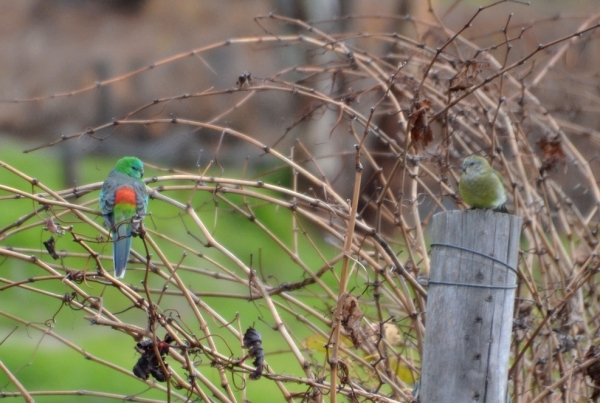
[0,140,339,401]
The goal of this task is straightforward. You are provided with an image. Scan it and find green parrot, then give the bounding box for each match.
[99,157,148,278]
[459,155,507,212]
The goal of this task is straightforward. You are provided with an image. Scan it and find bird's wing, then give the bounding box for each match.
[99,173,117,227]
[133,180,148,215]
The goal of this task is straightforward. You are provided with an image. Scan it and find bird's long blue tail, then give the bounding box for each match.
[113,223,132,278]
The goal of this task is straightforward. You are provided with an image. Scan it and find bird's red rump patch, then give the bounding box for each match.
[115,186,137,205]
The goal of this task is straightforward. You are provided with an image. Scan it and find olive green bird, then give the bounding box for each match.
[459,155,507,212]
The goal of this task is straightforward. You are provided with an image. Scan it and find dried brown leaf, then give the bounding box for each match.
[43,236,60,260]
[409,99,433,149]
[449,60,489,92]
[537,135,565,173]
[339,293,364,349]
[236,72,252,89]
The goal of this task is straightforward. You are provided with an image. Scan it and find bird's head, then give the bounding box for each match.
[461,155,490,175]
[115,157,144,179]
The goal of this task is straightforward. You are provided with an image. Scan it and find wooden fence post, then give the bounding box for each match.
[420,210,522,402]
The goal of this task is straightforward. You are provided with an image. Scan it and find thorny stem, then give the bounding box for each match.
[329,144,363,403]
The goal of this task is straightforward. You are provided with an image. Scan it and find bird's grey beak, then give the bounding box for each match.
[140,169,145,178]
[461,163,466,172]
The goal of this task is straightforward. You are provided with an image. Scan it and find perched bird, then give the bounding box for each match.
[459,155,507,212]
[99,157,148,278]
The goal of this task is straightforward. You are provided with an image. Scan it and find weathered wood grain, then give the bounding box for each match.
[420,210,522,403]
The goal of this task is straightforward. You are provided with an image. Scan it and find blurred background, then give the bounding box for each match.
[2,0,599,185]
[2,1,600,402]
